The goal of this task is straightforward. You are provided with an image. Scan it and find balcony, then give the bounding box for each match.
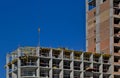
[103,74,111,78]
[53,69,61,78]
[52,49,61,59]
[93,53,101,63]
[114,24,120,28]
[53,74,59,78]
[40,73,49,78]
[40,69,50,78]
[40,48,50,58]
[40,62,49,68]
[93,64,100,73]
[74,51,82,61]
[40,58,50,68]
[114,56,120,65]
[84,52,92,62]
[53,64,59,69]
[114,46,120,56]
[63,70,71,78]
[63,50,72,60]
[64,60,72,70]
[114,74,120,78]
[74,71,81,78]
[20,47,37,57]
[21,62,37,66]
[74,61,81,71]
[114,43,120,47]
[114,17,120,25]
[22,71,37,77]
[114,65,120,75]
[103,65,111,74]
[63,75,70,78]
[103,54,111,64]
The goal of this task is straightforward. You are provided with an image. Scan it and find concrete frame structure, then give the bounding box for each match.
[86,0,120,78]
[6,47,113,78]
[5,0,120,78]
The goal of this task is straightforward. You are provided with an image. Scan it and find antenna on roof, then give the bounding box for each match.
[38,27,40,47]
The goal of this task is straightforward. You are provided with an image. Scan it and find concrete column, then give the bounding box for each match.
[109,0,114,78]
[12,55,14,78]
[70,51,74,78]
[100,55,103,78]
[91,54,93,78]
[81,53,84,78]
[49,49,52,78]
[86,0,89,51]
[36,47,40,78]
[17,48,21,78]
[61,50,64,78]
[6,54,9,78]
[96,0,101,53]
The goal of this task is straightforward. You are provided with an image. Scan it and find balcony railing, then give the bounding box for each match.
[40,53,49,57]
[22,72,36,76]
[74,76,80,78]
[93,58,100,63]
[40,63,49,67]
[103,60,111,64]
[74,66,80,70]
[53,54,61,58]
[64,65,70,69]
[21,62,37,66]
[40,73,49,77]
[64,55,71,59]
[53,74,59,78]
[93,67,99,72]
[64,75,70,78]
[84,58,90,61]
[53,64,59,69]
[103,69,111,73]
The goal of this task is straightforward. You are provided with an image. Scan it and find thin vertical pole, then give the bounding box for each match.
[38,27,40,47]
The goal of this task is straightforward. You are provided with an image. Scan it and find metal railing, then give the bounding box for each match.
[53,64,59,68]
[53,54,61,58]
[74,66,80,70]
[40,53,49,57]
[103,60,111,64]
[64,65,70,69]
[21,62,37,66]
[40,73,49,77]
[84,58,90,61]
[63,75,70,78]
[93,58,100,62]
[53,74,59,78]
[64,55,71,59]
[40,63,49,67]
[22,72,36,76]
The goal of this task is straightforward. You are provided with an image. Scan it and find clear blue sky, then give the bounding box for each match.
[0,0,85,77]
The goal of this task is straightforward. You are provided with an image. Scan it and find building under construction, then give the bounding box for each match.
[6,47,113,78]
[5,0,120,78]
[86,0,120,78]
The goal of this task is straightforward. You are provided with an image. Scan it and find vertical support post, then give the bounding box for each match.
[96,0,100,53]
[17,48,21,78]
[49,49,53,78]
[36,47,40,77]
[86,0,89,51]
[81,53,84,78]
[61,50,64,78]
[70,51,74,78]
[6,54,9,78]
[109,0,114,78]
[100,55,103,78]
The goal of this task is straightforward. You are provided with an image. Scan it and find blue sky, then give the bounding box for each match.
[0,0,85,77]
